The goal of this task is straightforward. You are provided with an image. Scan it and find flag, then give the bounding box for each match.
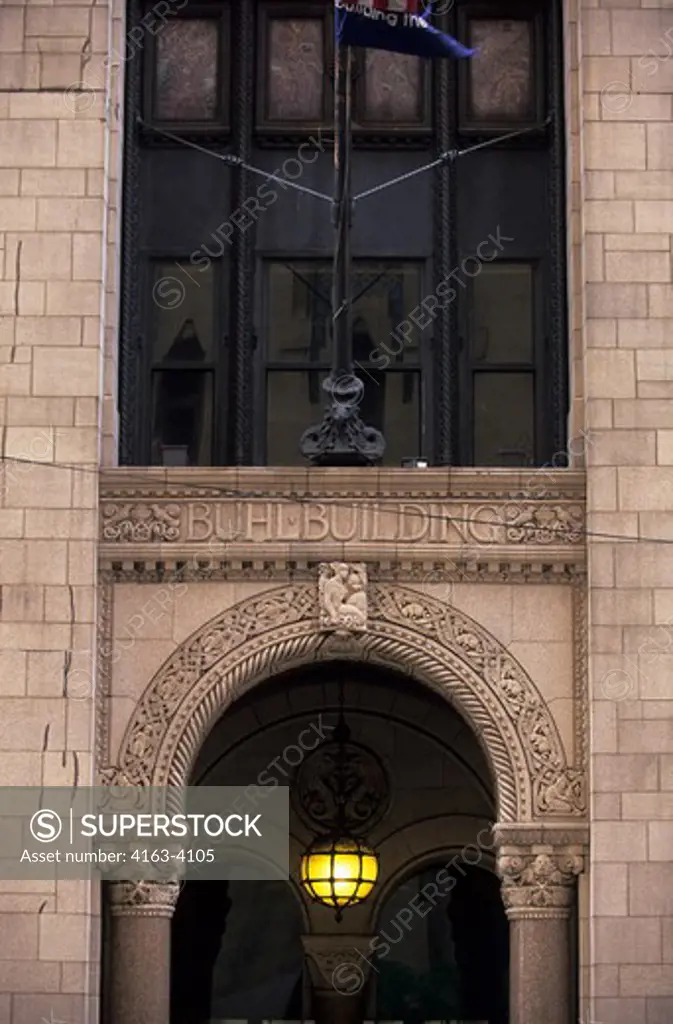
[335,0,475,59]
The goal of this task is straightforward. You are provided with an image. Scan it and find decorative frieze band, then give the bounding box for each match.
[99,468,586,571]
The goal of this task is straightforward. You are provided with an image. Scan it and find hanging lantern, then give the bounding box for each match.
[300,835,379,919]
[297,678,380,920]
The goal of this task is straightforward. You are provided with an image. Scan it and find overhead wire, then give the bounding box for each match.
[0,452,667,547]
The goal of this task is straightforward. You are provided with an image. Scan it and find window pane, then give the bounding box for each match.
[151,262,214,363]
[364,51,422,122]
[472,264,533,363]
[267,19,324,121]
[267,371,421,466]
[352,266,422,365]
[473,372,534,466]
[267,263,423,365]
[469,19,533,120]
[267,264,331,362]
[154,19,219,121]
[151,370,214,466]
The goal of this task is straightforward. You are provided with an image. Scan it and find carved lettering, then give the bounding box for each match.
[303,503,330,541]
[114,498,584,549]
[398,504,429,542]
[187,503,213,541]
[330,505,359,542]
[247,503,273,541]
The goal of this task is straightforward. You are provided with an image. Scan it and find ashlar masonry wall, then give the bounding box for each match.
[0,0,119,1019]
[578,1,673,1020]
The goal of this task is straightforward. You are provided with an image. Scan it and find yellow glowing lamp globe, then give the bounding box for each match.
[300,836,379,915]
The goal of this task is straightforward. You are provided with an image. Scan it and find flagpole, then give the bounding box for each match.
[299,26,385,466]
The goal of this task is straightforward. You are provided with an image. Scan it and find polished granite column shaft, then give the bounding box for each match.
[108,880,180,1024]
[508,910,572,1024]
[497,840,584,1024]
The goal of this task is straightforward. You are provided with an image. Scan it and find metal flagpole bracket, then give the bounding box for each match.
[299,40,385,467]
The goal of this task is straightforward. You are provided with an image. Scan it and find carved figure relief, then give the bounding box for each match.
[319,562,368,632]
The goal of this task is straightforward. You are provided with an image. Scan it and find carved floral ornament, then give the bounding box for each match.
[497,848,584,918]
[107,880,181,917]
[102,582,587,824]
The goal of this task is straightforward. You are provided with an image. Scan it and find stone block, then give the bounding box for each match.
[585,123,646,169]
[594,821,648,860]
[587,283,647,317]
[585,199,634,231]
[606,249,671,281]
[647,121,673,169]
[33,347,99,396]
[595,916,661,960]
[619,319,673,347]
[0,122,56,169]
[593,754,659,791]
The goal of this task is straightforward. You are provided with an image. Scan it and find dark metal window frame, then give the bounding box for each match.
[119,0,568,468]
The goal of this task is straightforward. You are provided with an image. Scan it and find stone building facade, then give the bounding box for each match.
[0,0,673,1021]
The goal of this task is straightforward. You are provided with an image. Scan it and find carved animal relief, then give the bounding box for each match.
[319,562,368,632]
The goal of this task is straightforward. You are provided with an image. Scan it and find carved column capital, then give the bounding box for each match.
[108,880,181,918]
[496,847,584,919]
[302,935,376,995]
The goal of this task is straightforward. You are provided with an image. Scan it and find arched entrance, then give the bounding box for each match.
[169,660,506,1023]
[102,582,586,1024]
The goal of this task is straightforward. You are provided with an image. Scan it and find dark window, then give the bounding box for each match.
[147,260,220,466]
[264,262,423,465]
[464,263,539,465]
[121,0,567,468]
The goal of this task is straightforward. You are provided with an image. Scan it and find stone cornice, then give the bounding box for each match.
[99,467,586,573]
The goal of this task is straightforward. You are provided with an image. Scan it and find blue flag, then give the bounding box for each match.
[336,1,475,59]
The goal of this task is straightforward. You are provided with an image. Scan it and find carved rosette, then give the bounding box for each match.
[108,880,181,918]
[302,935,377,995]
[497,848,584,919]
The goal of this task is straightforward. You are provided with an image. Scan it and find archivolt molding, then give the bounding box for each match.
[102,583,586,824]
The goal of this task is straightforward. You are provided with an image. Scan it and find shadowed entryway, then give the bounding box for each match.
[169,661,508,1024]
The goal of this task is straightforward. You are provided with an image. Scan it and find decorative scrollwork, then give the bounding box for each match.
[502,504,583,544]
[293,739,390,835]
[101,503,181,542]
[106,584,586,825]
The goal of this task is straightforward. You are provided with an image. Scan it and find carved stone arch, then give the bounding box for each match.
[107,583,584,823]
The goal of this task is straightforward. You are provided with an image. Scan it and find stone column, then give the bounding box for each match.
[108,880,180,1024]
[495,830,585,1024]
[302,935,376,1024]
